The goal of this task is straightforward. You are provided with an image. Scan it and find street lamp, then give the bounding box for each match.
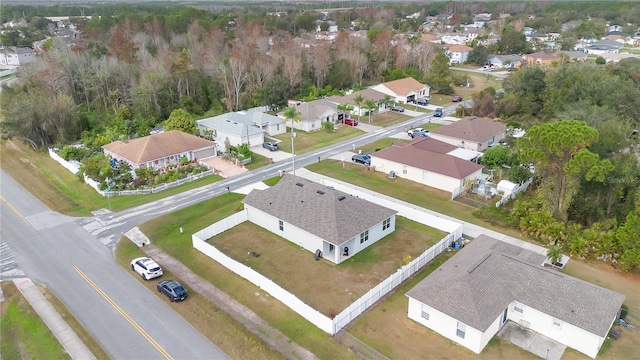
[291,129,296,175]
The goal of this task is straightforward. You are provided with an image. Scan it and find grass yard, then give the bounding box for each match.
[0,140,223,216]
[361,110,412,127]
[306,160,527,239]
[0,281,71,360]
[346,251,540,360]
[209,217,446,314]
[114,240,285,360]
[429,71,504,107]
[135,193,359,360]
[272,125,363,155]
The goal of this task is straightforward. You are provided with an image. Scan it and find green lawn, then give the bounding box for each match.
[209,216,446,313]
[0,282,71,360]
[305,160,527,239]
[134,193,359,360]
[273,125,363,155]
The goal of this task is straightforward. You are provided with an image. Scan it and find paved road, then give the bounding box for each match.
[1,169,229,359]
[1,105,448,358]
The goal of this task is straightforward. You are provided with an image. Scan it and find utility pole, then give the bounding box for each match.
[291,130,296,175]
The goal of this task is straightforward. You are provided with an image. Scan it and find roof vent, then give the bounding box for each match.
[296,182,304,187]
[338,196,346,201]
[316,190,325,195]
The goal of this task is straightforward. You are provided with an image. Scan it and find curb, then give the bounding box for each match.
[13,278,96,360]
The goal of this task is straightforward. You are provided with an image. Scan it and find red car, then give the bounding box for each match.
[452,96,463,102]
[343,118,358,126]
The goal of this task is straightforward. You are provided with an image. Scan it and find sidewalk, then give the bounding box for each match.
[13,278,96,360]
[294,168,568,264]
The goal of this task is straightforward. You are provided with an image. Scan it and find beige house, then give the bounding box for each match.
[370,77,430,104]
[369,137,483,198]
[102,130,216,170]
[429,116,507,152]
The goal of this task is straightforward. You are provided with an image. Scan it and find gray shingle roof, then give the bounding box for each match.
[430,116,507,143]
[242,175,397,246]
[196,113,266,137]
[406,235,625,337]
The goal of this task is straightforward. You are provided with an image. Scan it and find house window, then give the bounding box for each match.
[421,304,430,320]
[456,322,466,339]
[514,301,524,314]
[360,230,369,244]
[383,218,391,230]
[278,220,284,231]
[402,165,408,174]
[552,318,562,329]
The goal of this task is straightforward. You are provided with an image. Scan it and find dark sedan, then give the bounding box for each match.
[157,280,189,302]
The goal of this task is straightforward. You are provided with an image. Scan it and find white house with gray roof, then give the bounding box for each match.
[242,175,397,264]
[197,112,278,151]
[406,235,625,359]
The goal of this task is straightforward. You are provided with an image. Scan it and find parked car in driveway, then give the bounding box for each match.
[352,154,371,166]
[130,257,163,280]
[416,98,429,106]
[342,118,358,126]
[262,142,279,151]
[452,95,463,102]
[409,129,430,139]
[157,280,188,302]
[391,105,405,112]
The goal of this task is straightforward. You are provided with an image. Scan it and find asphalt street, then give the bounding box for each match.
[1,169,229,359]
[1,105,453,358]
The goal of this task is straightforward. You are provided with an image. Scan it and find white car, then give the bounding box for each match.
[131,257,163,280]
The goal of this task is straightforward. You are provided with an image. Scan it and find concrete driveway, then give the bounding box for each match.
[497,321,566,360]
[251,145,292,162]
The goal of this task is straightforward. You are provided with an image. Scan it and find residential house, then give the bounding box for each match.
[446,44,473,64]
[420,33,442,44]
[102,130,216,170]
[242,175,397,264]
[369,137,483,198]
[586,39,623,55]
[559,51,588,62]
[486,54,522,69]
[327,88,390,118]
[600,53,639,63]
[196,112,269,150]
[371,77,430,104]
[0,46,37,66]
[288,99,339,132]
[429,116,507,152]
[406,234,625,359]
[522,51,559,67]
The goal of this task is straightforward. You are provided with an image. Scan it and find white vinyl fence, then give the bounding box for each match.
[193,207,462,335]
[48,148,214,197]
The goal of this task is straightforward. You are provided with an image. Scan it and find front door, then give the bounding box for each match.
[500,307,508,326]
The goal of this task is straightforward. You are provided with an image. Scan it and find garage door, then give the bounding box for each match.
[193,147,216,159]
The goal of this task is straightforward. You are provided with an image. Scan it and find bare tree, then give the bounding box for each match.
[308,41,332,88]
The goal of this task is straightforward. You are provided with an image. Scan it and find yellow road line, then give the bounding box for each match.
[0,194,30,225]
[73,265,173,360]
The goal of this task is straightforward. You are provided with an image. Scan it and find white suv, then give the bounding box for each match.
[131,257,163,280]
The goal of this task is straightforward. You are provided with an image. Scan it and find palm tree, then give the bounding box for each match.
[283,106,300,133]
[381,94,392,112]
[337,102,354,121]
[353,94,364,121]
[364,99,378,124]
[547,245,563,267]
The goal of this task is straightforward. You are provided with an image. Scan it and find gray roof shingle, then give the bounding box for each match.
[242,175,397,246]
[406,235,625,337]
[431,116,507,143]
